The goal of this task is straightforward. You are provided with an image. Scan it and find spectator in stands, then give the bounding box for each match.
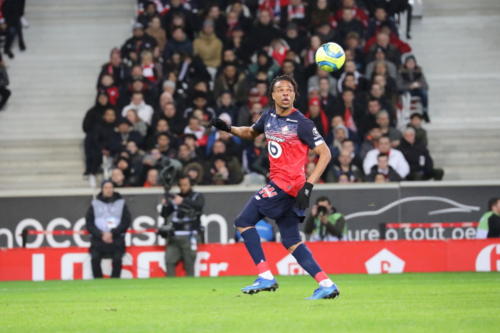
[309,0,333,29]
[125,108,148,137]
[336,8,365,45]
[334,0,369,27]
[213,62,248,105]
[121,92,154,125]
[315,21,336,45]
[156,102,184,136]
[247,9,282,55]
[248,51,281,82]
[206,140,243,185]
[398,55,430,122]
[184,116,205,140]
[216,91,238,122]
[366,153,402,182]
[98,48,128,89]
[137,1,158,28]
[326,150,363,183]
[476,198,500,239]
[163,27,193,59]
[140,50,161,84]
[366,6,398,39]
[146,16,167,53]
[408,113,428,147]
[125,141,144,185]
[340,138,363,169]
[86,180,131,278]
[156,132,176,158]
[121,22,157,64]
[112,119,144,151]
[308,66,337,97]
[162,0,195,37]
[98,74,119,106]
[305,196,347,241]
[365,30,401,66]
[363,136,409,179]
[359,126,382,159]
[2,0,26,58]
[332,88,363,134]
[376,110,401,146]
[283,22,307,55]
[365,47,397,80]
[318,77,336,119]
[83,94,110,175]
[193,19,223,81]
[143,168,160,187]
[96,108,121,161]
[305,97,329,137]
[110,168,126,187]
[399,127,444,181]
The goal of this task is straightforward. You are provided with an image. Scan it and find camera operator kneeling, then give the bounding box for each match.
[305,196,347,241]
[160,176,205,276]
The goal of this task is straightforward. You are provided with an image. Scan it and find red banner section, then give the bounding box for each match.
[1,240,500,281]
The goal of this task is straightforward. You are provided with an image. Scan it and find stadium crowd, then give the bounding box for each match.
[82,0,443,187]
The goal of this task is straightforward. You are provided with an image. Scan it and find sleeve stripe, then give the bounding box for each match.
[314,140,325,146]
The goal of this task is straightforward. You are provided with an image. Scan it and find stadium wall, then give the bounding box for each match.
[2,240,500,281]
[0,181,499,248]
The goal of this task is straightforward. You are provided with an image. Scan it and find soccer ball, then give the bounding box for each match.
[315,42,346,72]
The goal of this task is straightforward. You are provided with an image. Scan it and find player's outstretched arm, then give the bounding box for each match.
[307,143,331,184]
[211,118,260,141]
[296,143,331,210]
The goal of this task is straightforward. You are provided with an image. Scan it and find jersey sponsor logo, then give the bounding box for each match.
[266,134,285,143]
[268,141,283,159]
[258,185,278,198]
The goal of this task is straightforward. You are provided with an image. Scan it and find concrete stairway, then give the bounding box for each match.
[0,0,135,189]
[409,0,500,179]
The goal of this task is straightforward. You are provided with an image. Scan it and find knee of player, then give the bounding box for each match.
[282,238,303,253]
[234,215,253,231]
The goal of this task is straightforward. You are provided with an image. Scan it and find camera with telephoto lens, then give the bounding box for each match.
[316,206,328,217]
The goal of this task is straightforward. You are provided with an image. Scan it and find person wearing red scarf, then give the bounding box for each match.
[305,97,329,137]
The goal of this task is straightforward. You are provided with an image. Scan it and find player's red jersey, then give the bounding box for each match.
[252,108,325,196]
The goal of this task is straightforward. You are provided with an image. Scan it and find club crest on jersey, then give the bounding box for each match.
[282,125,288,133]
[258,185,278,198]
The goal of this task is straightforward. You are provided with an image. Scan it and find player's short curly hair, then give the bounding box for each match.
[268,75,299,102]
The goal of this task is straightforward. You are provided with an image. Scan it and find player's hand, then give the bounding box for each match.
[211,118,231,132]
[296,182,313,210]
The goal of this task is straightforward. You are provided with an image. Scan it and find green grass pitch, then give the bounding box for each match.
[1,272,499,332]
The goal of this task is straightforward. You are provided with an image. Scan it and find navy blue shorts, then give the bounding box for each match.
[234,182,305,248]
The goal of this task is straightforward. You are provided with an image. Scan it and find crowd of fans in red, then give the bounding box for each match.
[82,0,443,188]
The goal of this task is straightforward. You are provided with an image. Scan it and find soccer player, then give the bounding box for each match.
[211,75,339,299]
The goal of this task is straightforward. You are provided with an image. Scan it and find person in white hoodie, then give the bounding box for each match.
[363,135,409,179]
[121,92,154,125]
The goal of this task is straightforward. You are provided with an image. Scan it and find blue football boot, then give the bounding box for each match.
[241,277,279,295]
[306,284,340,300]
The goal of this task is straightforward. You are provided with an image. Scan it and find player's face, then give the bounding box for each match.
[272,80,295,110]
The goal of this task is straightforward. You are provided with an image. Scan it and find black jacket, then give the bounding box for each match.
[488,214,500,238]
[161,190,205,232]
[85,192,131,249]
[399,139,434,176]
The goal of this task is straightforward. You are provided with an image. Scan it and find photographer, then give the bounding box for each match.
[305,196,347,241]
[160,175,205,277]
